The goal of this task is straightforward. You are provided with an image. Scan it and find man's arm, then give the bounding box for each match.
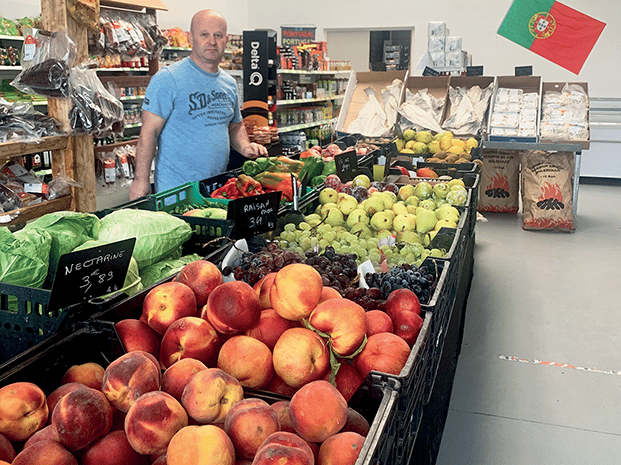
[129,110,167,200]
[229,121,269,159]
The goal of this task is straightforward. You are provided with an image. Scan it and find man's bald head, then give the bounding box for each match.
[190,9,227,35]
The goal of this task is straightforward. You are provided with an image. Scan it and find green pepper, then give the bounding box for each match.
[255,157,273,171]
[242,160,261,177]
[310,175,326,187]
[322,160,336,176]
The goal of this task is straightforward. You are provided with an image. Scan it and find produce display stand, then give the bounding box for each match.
[481,141,584,216]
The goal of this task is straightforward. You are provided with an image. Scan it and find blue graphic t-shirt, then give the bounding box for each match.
[142,57,242,192]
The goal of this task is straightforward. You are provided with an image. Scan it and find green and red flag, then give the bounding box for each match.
[497,0,605,74]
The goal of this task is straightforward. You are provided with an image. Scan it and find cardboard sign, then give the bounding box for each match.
[515,65,533,76]
[228,191,281,239]
[466,65,484,76]
[335,150,358,183]
[423,66,440,76]
[48,238,136,311]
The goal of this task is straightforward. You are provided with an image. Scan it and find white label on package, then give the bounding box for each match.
[24,182,49,194]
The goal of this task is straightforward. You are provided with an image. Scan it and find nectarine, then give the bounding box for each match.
[252,431,314,465]
[159,316,220,368]
[270,263,323,321]
[308,298,367,356]
[223,398,280,460]
[141,281,198,335]
[12,439,78,465]
[253,272,276,309]
[82,430,149,465]
[175,259,223,307]
[272,328,330,389]
[202,281,261,334]
[318,431,365,465]
[245,308,296,351]
[61,362,105,390]
[354,332,410,379]
[217,335,274,389]
[181,368,243,424]
[161,358,208,402]
[166,425,235,465]
[115,319,161,358]
[0,381,49,442]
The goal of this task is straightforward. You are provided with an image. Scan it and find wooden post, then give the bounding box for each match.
[41,0,97,213]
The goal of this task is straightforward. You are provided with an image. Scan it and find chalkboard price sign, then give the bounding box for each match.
[335,150,358,183]
[48,238,136,311]
[515,65,533,76]
[466,65,484,76]
[228,191,282,239]
[423,66,440,76]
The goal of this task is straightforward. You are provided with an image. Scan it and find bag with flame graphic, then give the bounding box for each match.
[478,149,520,213]
[521,150,574,232]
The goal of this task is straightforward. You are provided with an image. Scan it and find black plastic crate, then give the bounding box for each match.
[0,283,93,365]
[0,320,125,393]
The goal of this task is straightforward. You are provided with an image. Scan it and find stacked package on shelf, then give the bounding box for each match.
[490,88,539,138]
[427,22,463,69]
[540,84,589,142]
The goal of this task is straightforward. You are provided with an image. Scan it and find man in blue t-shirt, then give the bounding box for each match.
[129,9,268,198]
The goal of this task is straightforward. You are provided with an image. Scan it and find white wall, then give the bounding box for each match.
[2,0,618,97]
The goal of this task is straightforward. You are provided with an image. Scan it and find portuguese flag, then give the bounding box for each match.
[498,0,605,74]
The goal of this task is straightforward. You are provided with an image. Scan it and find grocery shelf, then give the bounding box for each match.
[276,95,345,106]
[0,34,23,41]
[163,46,191,51]
[278,69,352,75]
[276,118,337,134]
[0,135,68,162]
[119,95,145,101]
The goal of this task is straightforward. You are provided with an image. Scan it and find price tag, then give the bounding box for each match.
[423,66,440,76]
[228,191,281,239]
[466,65,484,76]
[515,65,533,76]
[48,238,136,311]
[335,150,358,183]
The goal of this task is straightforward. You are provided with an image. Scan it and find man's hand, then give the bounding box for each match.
[242,142,269,159]
[129,178,152,200]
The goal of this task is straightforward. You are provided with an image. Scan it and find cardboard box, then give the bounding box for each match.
[398,75,451,133]
[487,75,542,143]
[539,81,590,150]
[441,75,495,138]
[336,70,408,136]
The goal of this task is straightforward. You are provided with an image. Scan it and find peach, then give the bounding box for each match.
[181,368,243,424]
[201,281,261,335]
[252,272,276,309]
[61,362,105,390]
[0,433,15,462]
[245,308,297,350]
[12,440,77,465]
[217,335,274,389]
[141,281,197,335]
[365,310,393,336]
[391,310,424,346]
[23,424,58,449]
[266,374,298,397]
[115,319,162,358]
[224,398,280,460]
[175,259,223,307]
[322,362,364,403]
[47,382,83,422]
[82,430,149,465]
[270,400,295,433]
[318,431,365,465]
[125,391,188,456]
[252,431,314,465]
[0,381,49,442]
[102,351,162,413]
[166,425,235,465]
[354,332,410,379]
[272,328,330,389]
[308,298,367,357]
[289,380,348,443]
[341,408,370,437]
[52,385,114,451]
[162,358,208,402]
[159,316,220,369]
[385,288,421,317]
[318,286,342,304]
[270,263,324,321]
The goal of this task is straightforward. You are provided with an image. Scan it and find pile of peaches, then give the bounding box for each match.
[0,257,425,465]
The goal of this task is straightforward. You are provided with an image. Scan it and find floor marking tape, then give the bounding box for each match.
[498,355,621,376]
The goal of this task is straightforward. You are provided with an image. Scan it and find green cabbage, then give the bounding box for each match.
[0,226,52,288]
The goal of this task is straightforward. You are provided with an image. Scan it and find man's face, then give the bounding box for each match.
[190,13,228,68]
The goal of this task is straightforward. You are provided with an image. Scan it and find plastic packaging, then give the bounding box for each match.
[11,28,76,98]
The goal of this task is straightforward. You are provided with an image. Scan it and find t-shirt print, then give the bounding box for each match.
[188,90,235,126]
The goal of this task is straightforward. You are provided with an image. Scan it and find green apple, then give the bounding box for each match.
[435,205,460,222]
[392,213,416,232]
[352,174,371,189]
[319,187,339,204]
[415,131,433,144]
[392,202,408,216]
[416,209,437,234]
[414,182,433,200]
[419,199,436,211]
[398,184,416,201]
[370,211,393,231]
[362,196,385,216]
[402,128,416,141]
[337,193,358,216]
[346,208,369,228]
[405,196,420,207]
[433,182,450,199]
[446,188,468,206]
[323,207,344,227]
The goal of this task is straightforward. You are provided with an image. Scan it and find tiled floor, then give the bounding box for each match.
[436,181,621,464]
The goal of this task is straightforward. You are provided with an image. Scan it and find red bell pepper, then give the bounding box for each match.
[236,174,264,197]
[210,178,241,199]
